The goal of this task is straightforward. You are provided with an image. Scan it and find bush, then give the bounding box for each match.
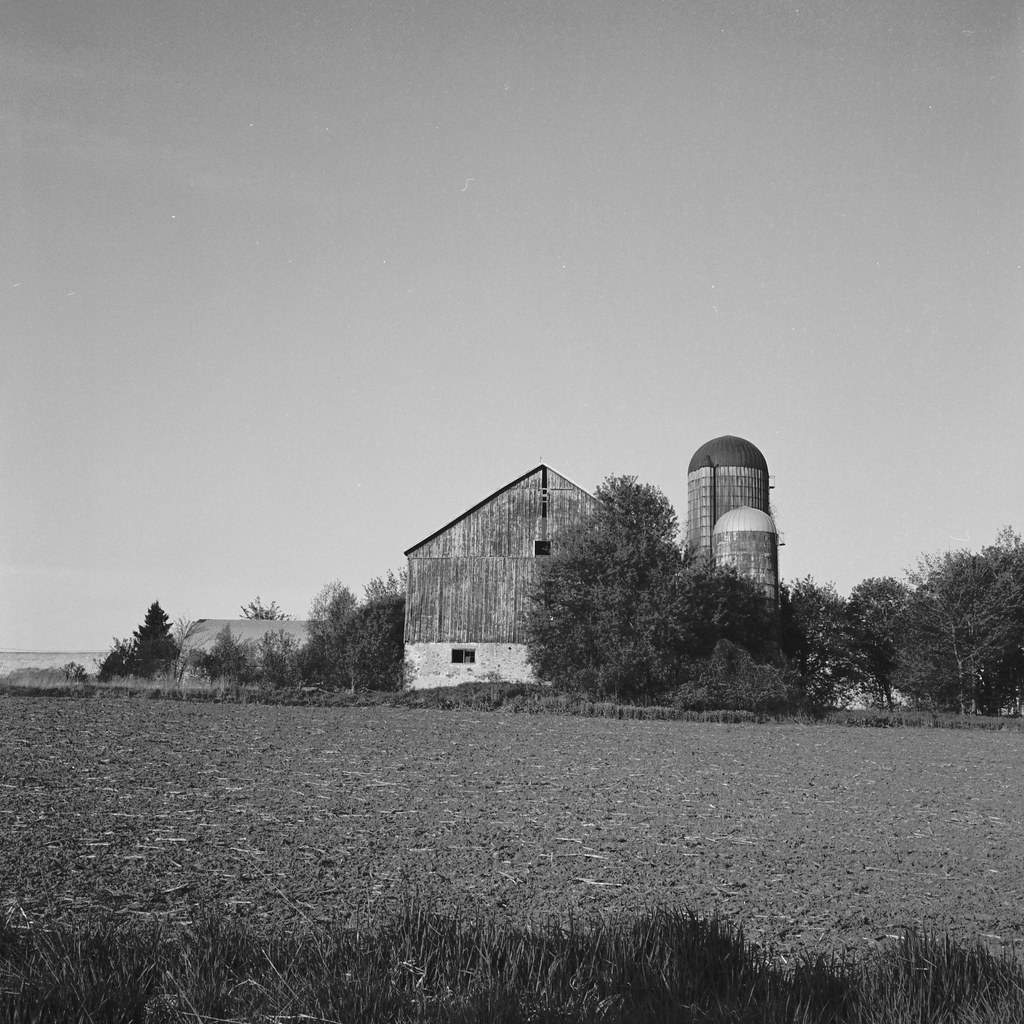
[303,576,406,692]
[197,627,259,684]
[96,638,136,682]
[345,591,406,691]
[195,627,304,690]
[255,631,303,689]
[673,641,797,714]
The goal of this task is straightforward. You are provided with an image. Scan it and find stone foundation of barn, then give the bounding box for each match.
[404,642,537,689]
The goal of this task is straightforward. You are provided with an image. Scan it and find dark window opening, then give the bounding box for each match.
[452,648,476,664]
[534,540,551,556]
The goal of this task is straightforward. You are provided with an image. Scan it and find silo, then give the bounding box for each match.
[712,506,779,607]
[686,435,770,561]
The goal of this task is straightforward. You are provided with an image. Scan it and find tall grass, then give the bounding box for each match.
[0,669,275,704]
[2,906,1021,1023]
[2,672,1021,730]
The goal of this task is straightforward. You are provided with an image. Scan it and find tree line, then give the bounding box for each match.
[96,572,407,693]
[525,476,1023,715]
[782,526,1024,714]
[94,476,1022,714]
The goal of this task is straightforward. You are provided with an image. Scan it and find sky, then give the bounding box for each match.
[2,0,1022,651]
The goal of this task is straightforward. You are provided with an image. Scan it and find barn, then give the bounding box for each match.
[403,464,597,688]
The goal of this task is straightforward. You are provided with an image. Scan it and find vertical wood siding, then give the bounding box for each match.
[405,467,596,644]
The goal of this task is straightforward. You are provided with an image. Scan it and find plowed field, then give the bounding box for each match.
[2,697,1022,961]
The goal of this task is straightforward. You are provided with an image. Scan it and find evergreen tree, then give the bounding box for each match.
[132,601,178,678]
[97,601,178,680]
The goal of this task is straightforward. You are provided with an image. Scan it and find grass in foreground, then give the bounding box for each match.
[2,906,1022,1024]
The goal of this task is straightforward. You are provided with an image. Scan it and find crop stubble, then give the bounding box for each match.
[1,697,1021,960]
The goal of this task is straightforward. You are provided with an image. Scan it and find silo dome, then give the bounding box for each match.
[711,506,779,606]
[712,506,777,535]
[687,435,769,476]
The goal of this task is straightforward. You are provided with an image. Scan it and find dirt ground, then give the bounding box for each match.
[2,697,1021,962]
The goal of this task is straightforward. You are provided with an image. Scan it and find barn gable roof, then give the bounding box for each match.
[403,463,594,557]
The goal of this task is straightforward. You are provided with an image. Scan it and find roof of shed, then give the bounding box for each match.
[185,619,309,652]
[404,463,594,556]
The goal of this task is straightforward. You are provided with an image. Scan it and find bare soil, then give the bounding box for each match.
[2,697,1021,962]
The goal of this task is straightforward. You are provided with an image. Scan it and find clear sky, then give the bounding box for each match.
[2,0,1022,650]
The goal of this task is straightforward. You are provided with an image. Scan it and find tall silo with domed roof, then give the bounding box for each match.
[686,435,771,561]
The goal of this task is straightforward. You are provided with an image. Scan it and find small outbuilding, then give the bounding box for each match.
[186,619,310,653]
[403,464,596,688]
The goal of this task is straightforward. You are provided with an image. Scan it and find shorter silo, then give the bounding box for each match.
[712,506,779,607]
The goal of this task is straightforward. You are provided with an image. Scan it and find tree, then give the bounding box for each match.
[193,626,304,689]
[977,528,1024,713]
[900,550,1001,712]
[198,626,258,683]
[780,578,860,710]
[363,569,406,604]
[674,558,776,665]
[254,630,303,689]
[527,475,781,703]
[240,597,291,620]
[898,534,1024,714]
[303,581,359,690]
[668,560,780,709]
[846,577,910,710]
[346,574,407,691]
[526,476,687,701]
[300,574,407,692]
[97,601,178,681]
[97,637,136,682]
[172,616,199,683]
[132,602,178,678]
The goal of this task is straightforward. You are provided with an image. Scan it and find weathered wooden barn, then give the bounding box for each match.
[404,464,597,688]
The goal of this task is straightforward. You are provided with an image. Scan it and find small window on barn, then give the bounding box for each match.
[451,648,476,664]
[534,540,551,556]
